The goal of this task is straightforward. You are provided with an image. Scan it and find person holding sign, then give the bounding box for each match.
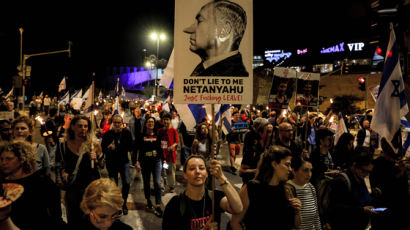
[162,155,242,230]
[184,0,248,77]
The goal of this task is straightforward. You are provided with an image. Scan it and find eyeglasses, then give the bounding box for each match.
[91,210,123,222]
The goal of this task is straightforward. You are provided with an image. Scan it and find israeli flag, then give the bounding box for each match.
[70,89,82,102]
[58,91,70,105]
[82,85,91,102]
[215,104,232,135]
[399,118,410,155]
[371,24,408,141]
[174,104,222,131]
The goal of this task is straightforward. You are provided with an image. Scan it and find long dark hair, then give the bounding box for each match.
[254,145,292,184]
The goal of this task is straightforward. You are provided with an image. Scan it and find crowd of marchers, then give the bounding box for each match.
[0,92,409,230]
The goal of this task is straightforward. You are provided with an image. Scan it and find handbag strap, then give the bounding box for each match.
[68,152,85,185]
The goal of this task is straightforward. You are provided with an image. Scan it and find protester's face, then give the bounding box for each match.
[200,124,208,135]
[112,117,123,132]
[71,119,89,139]
[363,120,370,129]
[320,136,333,149]
[134,108,141,118]
[279,124,293,140]
[13,122,31,140]
[0,122,11,140]
[184,157,208,187]
[233,113,240,121]
[7,102,14,111]
[183,3,217,55]
[163,118,171,128]
[145,118,155,131]
[303,84,312,94]
[89,205,121,230]
[293,161,312,185]
[354,164,373,180]
[272,156,292,182]
[0,151,21,176]
[277,83,287,95]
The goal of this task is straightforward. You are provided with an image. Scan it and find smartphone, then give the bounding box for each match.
[371,207,387,212]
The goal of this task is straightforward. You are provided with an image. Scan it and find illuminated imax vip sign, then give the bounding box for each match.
[320,42,365,54]
[264,50,292,63]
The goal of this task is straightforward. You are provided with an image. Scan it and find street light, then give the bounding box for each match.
[150,32,166,98]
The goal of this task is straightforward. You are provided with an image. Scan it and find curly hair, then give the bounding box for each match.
[80,178,124,215]
[0,140,36,174]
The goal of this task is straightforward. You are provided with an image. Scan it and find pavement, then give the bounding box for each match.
[31,112,244,230]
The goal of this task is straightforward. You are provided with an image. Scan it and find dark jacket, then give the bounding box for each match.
[328,169,371,230]
[101,128,134,167]
[191,53,249,77]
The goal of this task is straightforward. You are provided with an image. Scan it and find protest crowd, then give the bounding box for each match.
[0,87,409,230]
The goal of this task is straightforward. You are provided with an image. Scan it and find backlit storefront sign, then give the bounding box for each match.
[264,50,292,63]
[347,42,364,51]
[320,42,365,54]
[321,42,345,54]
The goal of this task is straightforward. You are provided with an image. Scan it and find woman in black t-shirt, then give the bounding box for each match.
[162,155,242,230]
[135,116,164,217]
[231,145,302,230]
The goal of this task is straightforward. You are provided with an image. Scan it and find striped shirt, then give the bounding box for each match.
[288,181,322,230]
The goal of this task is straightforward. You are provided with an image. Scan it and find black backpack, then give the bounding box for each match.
[317,173,351,224]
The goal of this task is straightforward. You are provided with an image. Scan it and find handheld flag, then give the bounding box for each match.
[334,113,348,145]
[215,104,232,135]
[84,82,94,113]
[58,77,66,92]
[58,91,70,105]
[70,89,83,102]
[5,87,14,99]
[82,85,91,102]
[371,24,409,141]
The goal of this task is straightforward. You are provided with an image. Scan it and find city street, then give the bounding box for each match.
[31,113,244,230]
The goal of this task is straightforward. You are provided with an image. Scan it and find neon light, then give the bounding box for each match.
[297,48,308,55]
[320,42,345,54]
[264,50,292,63]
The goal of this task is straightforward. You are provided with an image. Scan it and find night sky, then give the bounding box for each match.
[0,1,373,97]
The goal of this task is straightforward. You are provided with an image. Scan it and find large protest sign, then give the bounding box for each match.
[269,67,296,110]
[295,72,320,107]
[173,0,253,104]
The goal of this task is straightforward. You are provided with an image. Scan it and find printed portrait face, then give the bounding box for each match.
[183,3,218,56]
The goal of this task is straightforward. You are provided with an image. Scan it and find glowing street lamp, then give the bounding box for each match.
[150,32,166,98]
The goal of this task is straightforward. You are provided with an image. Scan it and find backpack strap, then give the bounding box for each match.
[285,182,297,198]
[339,172,351,192]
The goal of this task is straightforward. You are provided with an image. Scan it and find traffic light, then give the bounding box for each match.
[358,77,366,91]
[23,76,31,86]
